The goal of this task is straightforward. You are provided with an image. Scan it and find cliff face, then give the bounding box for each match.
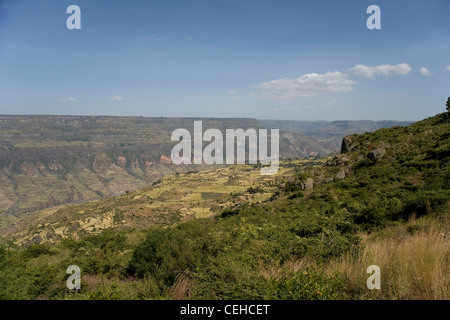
[0,143,188,215]
[0,115,330,215]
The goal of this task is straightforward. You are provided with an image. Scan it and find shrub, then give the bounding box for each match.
[127,226,204,284]
[273,268,347,300]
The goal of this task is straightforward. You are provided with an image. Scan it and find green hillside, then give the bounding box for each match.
[0,113,448,300]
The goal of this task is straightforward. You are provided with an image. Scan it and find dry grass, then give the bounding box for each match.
[168,273,194,300]
[327,213,450,300]
[82,274,103,291]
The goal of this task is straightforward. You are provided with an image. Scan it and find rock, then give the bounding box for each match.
[341,136,357,153]
[316,175,334,185]
[327,155,350,167]
[368,148,386,161]
[335,168,347,180]
[32,235,42,244]
[301,178,314,190]
[160,154,172,164]
[46,229,55,239]
[117,154,127,167]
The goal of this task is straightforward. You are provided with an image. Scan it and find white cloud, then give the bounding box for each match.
[110,96,123,101]
[274,105,315,112]
[348,63,411,78]
[419,67,432,76]
[227,90,239,99]
[258,71,357,99]
[444,66,450,71]
[59,96,75,102]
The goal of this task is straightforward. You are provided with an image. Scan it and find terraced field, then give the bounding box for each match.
[0,158,325,245]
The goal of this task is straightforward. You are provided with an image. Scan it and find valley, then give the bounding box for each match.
[0,115,328,216]
[0,112,447,300]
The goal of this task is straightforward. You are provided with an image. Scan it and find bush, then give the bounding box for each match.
[273,268,347,300]
[22,243,53,258]
[127,225,205,284]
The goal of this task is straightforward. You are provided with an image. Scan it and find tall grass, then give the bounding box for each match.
[166,213,450,300]
[327,212,450,299]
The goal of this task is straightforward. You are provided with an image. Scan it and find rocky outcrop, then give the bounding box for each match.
[326,155,350,167]
[335,167,350,180]
[301,178,315,190]
[315,175,334,185]
[160,155,172,164]
[368,148,386,161]
[341,136,357,153]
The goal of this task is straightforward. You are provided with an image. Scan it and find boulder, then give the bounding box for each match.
[326,155,350,167]
[316,175,334,185]
[368,148,386,161]
[301,178,314,190]
[341,136,357,153]
[335,168,348,180]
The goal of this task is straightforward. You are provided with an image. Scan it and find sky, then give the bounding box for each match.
[0,0,449,121]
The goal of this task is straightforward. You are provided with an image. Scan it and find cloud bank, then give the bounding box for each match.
[258,71,357,99]
[59,96,76,102]
[348,63,411,78]
[419,67,432,76]
[258,63,413,99]
[110,96,123,101]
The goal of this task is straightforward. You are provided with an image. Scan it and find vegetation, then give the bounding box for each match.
[327,213,450,299]
[0,159,316,245]
[0,112,448,300]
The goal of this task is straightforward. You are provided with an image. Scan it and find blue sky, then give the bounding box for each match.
[0,0,449,120]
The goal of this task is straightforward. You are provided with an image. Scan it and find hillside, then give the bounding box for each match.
[259,119,413,152]
[0,115,329,216]
[0,112,448,300]
[0,158,325,245]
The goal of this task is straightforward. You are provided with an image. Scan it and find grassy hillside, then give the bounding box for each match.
[0,113,448,300]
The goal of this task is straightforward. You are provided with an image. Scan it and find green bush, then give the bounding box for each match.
[127,224,206,284]
[273,268,347,300]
